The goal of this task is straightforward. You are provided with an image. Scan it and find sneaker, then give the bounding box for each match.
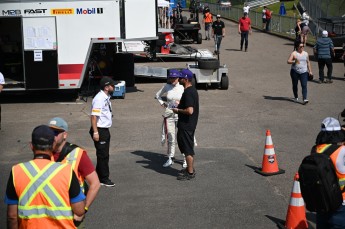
[318,79,324,84]
[177,170,196,181]
[326,79,333,83]
[240,47,243,51]
[245,48,248,52]
[303,99,309,104]
[101,180,115,187]
[292,98,299,103]
[163,158,174,167]
[182,159,187,168]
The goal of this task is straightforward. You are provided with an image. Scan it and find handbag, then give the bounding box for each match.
[308,72,313,81]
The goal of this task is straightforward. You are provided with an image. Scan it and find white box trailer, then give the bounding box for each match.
[0,0,158,92]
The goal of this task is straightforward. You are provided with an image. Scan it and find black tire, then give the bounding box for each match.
[182,16,188,24]
[198,59,220,70]
[158,33,166,40]
[197,33,202,44]
[156,39,166,46]
[220,74,229,90]
[174,35,180,44]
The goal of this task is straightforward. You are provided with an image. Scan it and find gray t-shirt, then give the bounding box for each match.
[291,51,308,74]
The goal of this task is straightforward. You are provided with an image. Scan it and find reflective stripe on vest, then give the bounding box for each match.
[205,13,212,23]
[17,161,73,219]
[317,144,345,192]
[63,147,85,193]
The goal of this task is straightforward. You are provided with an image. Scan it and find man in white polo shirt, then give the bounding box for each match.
[90,77,116,187]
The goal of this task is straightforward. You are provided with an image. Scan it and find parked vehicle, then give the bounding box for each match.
[218,0,231,8]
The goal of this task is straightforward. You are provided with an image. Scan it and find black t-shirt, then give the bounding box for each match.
[6,164,82,202]
[212,20,225,35]
[177,86,199,130]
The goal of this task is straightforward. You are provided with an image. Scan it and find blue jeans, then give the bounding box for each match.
[214,35,222,52]
[205,23,212,39]
[266,18,271,31]
[240,31,249,49]
[317,204,345,229]
[290,69,308,100]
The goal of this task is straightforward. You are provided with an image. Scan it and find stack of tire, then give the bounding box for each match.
[156,33,168,53]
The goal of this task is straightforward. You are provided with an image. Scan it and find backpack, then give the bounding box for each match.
[298,144,343,213]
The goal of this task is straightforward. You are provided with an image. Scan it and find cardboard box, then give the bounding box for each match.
[112,80,126,99]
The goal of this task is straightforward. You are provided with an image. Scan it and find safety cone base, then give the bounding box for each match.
[255,168,285,176]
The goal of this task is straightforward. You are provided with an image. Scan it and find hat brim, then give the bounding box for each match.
[49,126,66,132]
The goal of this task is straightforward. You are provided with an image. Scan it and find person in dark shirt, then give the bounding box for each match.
[172,69,199,181]
[211,15,225,55]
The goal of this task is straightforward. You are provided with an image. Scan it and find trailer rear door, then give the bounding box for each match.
[23,17,58,89]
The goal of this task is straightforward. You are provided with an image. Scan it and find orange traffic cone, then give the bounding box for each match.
[285,173,308,229]
[255,130,285,176]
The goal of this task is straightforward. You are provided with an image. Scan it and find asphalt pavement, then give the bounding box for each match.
[0,17,344,229]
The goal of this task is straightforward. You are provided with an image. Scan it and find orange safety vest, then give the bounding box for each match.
[316,144,345,200]
[12,159,76,229]
[60,147,85,193]
[204,12,213,23]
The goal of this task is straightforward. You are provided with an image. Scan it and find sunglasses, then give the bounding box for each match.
[299,46,304,48]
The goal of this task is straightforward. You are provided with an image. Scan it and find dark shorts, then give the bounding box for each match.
[177,129,195,156]
[262,18,267,23]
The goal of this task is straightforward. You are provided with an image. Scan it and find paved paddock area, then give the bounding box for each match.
[0,17,344,228]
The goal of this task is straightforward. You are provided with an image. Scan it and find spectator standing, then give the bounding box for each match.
[49,117,100,227]
[287,42,313,104]
[264,6,272,32]
[89,76,116,187]
[211,15,225,55]
[5,125,85,228]
[302,10,310,26]
[238,12,252,52]
[301,25,311,46]
[155,70,186,168]
[0,71,4,130]
[294,19,302,50]
[311,117,345,228]
[262,7,267,30]
[203,8,213,40]
[314,31,335,84]
[243,3,250,14]
[172,69,199,181]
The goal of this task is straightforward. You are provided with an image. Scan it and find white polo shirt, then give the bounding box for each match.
[91,90,112,128]
[0,72,5,85]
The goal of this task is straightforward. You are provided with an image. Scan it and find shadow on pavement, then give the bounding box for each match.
[245,164,261,172]
[265,215,286,229]
[225,48,242,52]
[131,150,182,177]
[263,95,295,103]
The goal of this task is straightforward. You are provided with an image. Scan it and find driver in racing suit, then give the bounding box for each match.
[156,69,186,168]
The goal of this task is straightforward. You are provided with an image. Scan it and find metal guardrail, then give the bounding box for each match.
[203,2,317,45]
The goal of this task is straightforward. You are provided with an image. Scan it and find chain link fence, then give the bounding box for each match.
[204,3,307,41]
